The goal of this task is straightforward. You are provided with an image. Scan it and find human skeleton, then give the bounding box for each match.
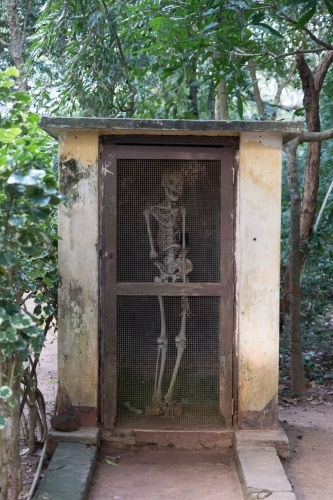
[144,171,192,414]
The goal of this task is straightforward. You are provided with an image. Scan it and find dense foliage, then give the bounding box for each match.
[0,67,61,497]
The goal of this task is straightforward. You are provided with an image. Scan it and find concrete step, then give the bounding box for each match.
[236,446,296,500]
[235,427,289,458]
[33,442,97,500]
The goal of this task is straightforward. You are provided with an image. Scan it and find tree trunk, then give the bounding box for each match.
[248,58,265,116]
[0,355,8,500]
[285,140,306,397]
[282,51,333,294]
[208,81,215,119]
[215,79,228,120]
[28,380,37,454]
[5,0,27,90]
[187,59,198,118]
[9,361,22,500]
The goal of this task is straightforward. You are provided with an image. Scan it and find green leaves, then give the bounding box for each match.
[0,128,22,143]
[7,169,46,186]
[323,0,333,15]
[14,92,31,104]
[0,250,16,268]
[105,458,117,466]
[0,67,60,375]
[10,313,35,330]
[253,23,283,38]
[295,6,316,27]
[0,416,6,430]
[43,276,54,287]
[8,214,25,226]
[5,68,19,78]
[202,22,219,32]
[0,386,12,399]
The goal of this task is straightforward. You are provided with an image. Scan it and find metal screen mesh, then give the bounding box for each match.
[116,296,224,429]
[117,159,220,283]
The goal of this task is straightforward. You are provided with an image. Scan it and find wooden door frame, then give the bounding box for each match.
[100,138,237,429]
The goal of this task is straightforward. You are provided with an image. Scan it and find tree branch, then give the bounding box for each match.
[21,0,32,47]
[301,25,333,51]
[300,128,333,143]
[0,37,9,47]
[5,0,27,90]
[264,47,327,64]
[233,47,276,58]
[233,47,327,63]
[296,52,315,112]
[314,50,333,90]
[5,0,23,68]
[101,0,135,114]
[283,127,333,152]
[272,59,297,120]
[266,3,333,50]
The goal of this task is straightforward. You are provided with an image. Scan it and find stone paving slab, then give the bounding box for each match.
[33,442,97,500]
[235,426,290,458]
[47,427,100,456]
[236,446,296,500]
[48,426,100,445]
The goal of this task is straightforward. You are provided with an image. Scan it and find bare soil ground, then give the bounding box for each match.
[279,389,333,500]
[29,337,333,500]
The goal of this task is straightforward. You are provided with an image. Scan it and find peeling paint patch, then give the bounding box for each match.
[57,385,98,426]
[57,384,76,416]
[59,279,85,329]
[240,132,282,148]
[59,156,93,208]
[58,277,98,407]
[75,406,98,427]
[238,396,278,429]
[58,132,67,149]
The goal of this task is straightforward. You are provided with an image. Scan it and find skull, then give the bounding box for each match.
[161,171,183,201]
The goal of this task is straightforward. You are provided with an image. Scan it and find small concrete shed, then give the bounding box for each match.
[41,117,302,448]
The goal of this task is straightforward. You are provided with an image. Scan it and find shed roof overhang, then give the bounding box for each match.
[40,117,303,144]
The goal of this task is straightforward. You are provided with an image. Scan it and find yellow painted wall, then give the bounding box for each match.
[237,132,282,424]
[58,131,99,409]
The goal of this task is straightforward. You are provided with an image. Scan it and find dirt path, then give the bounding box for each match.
[279,398,333,500]
[37,332,58,420]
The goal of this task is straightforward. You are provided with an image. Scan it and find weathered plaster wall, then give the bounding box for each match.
[58,130,99,426]
[54,124,284,430]
[236,132,282,429]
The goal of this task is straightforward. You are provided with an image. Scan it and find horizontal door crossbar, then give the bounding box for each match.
[115,282,222,296]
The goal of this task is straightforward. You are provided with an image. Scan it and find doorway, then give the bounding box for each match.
[100,141,236,430]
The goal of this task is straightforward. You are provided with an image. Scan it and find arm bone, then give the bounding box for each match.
[144,209,158,258]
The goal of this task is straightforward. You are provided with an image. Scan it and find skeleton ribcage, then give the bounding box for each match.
[153,207,181,254]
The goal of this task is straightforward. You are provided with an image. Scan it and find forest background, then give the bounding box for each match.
[1,1,333,498]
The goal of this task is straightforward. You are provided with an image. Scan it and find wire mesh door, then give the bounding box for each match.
[101,144,235,430]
